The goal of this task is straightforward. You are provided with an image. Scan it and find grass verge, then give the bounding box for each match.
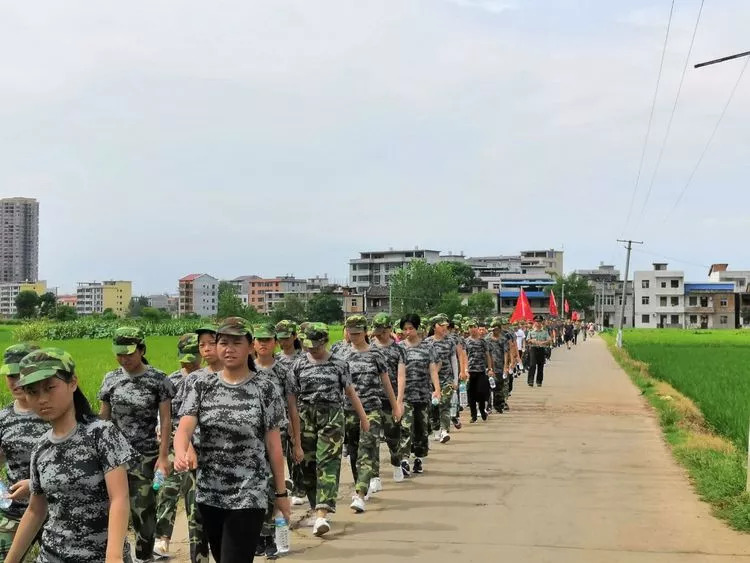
[602,332,750,532]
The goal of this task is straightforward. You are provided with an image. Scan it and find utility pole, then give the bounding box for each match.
[616,239,643,348]
[561,283,565,321]
[695,50,750,69]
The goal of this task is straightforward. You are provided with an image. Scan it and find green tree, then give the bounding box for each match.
[15,291,40,319]
[445,261,477,292]
[547,273,595,317]
[218,281,245,318]
[437,291,467,319]
[467,291,496,318]
[54,304,78,321]
[38,292,58,317]
[101,308,118,321]
[306,293,343,324]
[270,295,307,324]
[128,296,149,317]
[141,307,171,322]
[389,260,459,318]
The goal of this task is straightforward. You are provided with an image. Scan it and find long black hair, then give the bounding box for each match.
[58,371,95,423]
[216,333,256,372]
[136,343,150,365]
[400,313,421,331]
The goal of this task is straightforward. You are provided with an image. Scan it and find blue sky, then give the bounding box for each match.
[1,1,747,294]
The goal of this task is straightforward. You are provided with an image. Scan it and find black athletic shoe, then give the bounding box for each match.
[400,460,411,478]
[452,417,462,430]
[528,382,534,387]
[413,458,424,474]
[480,411,488,421]
[470,417,478,423]
[255,536,267,557]
[537,383,543,387]
[265,537,279,560]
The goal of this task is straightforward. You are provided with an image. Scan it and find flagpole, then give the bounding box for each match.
[561,283,565,321]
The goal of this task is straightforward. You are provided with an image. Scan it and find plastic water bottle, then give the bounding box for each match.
[431,396,439,407]
[275,516,290,553]
[450,392,459,417]
[152,470,165,491]
[0,482,12,510]
[489,376,496,389]
[459,382,468,407]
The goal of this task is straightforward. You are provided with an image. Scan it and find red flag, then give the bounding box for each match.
[564,299,570,313]
[549,290,558,316]
[510,289,534,323]
[572,310,580,321]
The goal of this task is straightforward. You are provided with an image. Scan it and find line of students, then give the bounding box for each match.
[0,312,530,562]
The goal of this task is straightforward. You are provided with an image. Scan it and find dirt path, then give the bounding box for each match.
[169,336,750,562]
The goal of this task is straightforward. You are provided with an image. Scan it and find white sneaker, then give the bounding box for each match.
[370,477,383,493]
[432,430,441,441]
[291,496,306,506]
[350,495,366,513]
[300,515,316,527]
[153,538,170,558]
[342,445,349,458]
[313,517,330,536]
[393,465,404,482]
[439,430,451,444]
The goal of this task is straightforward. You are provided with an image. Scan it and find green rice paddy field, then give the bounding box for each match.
[620,329,750,449]
[0,324,344,410]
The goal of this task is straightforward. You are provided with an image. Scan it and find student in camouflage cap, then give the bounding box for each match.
[464,319,495,423]
[175,317,290,561]
[287,322,370,537]
[338,315,399,513]
[154,334,208,562]
[369,312,406,484]
[0,343,47,560]
[7,348,135,563]
[425,314,458,443]
[99,326,175,561]
[486,318,509,413]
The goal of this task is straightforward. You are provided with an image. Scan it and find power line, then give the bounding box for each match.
[637,0,704,227]
[621,0,676,235]
[631,247,710,270]
[664,54,749,220]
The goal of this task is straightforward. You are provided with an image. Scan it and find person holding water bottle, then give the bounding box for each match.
[425,314,458,444]
[6,348,135,563]
[0,343,48,561]
[174,317,290,561]
[99,327,175,562]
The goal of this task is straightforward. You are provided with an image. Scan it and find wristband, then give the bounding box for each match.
[275,491,289,498]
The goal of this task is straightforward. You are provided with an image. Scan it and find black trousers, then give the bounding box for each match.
[468,371,489,419]
[197,504,265,562]
[527,347,546,386]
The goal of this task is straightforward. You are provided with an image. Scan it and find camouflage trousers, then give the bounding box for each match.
[344,410,383,496]
[0,510,38,562]
[381,400,402,469]
[154,461,209,563]
[430,384,455,432]
[128,452,158,561]
[491,373,509,411]
[398,402,430,459]
[297,403,344,512]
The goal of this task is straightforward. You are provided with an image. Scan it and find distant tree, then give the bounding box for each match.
[217,281,246,318]
[270,295,307,324]
[128,296,150,317]
[467,291,496,318]
[15,291,40,319]
[101,308,118,321]
[437,291,467,319]
[54,304,78,321]
[141,307,171,322]
[390,260,459,318]
[547,273,595,317]
[38,292,58,318]
[445,262,477,291]
[306,293,343,324]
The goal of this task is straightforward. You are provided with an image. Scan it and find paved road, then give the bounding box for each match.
[170,337,750,562]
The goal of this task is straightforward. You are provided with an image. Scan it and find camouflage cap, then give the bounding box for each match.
[253,323,276,339]
[112,326,145,355]
[216,317,253,337]
[1,342,41,377]
[465,318,478,328]
[177,333,199,364]
[302,322,329,348]
[453,314,463,323]
[275,320,297,339]
[19,348,75,387]
[371,313,392,330]
[345,315,368,333]
[489,316,503,329]
[196,323,218,336]
[430,313,449,326]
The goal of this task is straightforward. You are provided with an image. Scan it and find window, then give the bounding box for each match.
[671,280,679,288]
[689,315,697,324]
[700,297,708,307]
[720,315,728,325]
[660,297,667,307]
[689,297,697,306]
[641,296,650,305]
[720,298,728,307]
[641,280,650,289]
[618,295,623,305]
[351,299,357,306]
[671,296,679,306]
[641,315,650,324]
[661,281,667,288]
[493,283,500,289]
[671,315,679,325]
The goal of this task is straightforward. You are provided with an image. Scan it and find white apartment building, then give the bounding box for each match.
[178,274,219,317]
[349,248,442,293]
[634,263,685,328]
[0,281,48,318]
[76,280,131,317]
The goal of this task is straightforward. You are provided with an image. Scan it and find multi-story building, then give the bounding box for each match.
[519,249,564,277]
[147,294,179,315]
[684,283,735,329]
[263,278,311,314]
[634,263,685,328]
[335,286,365,316]
[76,280,132,317]
[57,294,78,308]
[178,274,218,317]
[228,276,260,306]
[497,277,553,318]
[574,264,635,328]
[349,248,442,293]
[0,281,48,318]
[0,197,39,283]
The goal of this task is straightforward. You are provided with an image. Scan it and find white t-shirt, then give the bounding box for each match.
[515,328,526,350]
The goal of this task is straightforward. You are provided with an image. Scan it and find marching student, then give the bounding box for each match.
[527,316,552,387]
[7,348,134,563]
[287,323,369,536]
[463,319,494,423]
[425,314,458,443]
[486,318,508,413]
[99,327,174,562]
[174,317,290,561]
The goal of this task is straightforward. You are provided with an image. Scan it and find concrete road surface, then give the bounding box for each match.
[169,336,750,562]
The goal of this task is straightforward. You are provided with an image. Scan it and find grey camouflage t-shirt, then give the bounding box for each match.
[166,369,192,433]
[98,366,175,455]
[340,347,388,412]
[288,354,352,406]
[399,339,437,404]
[180,372,286,510]
[424,335,457,387]
[369,338,405,400]
[275,350,303,374]
[30,418,135,563]
[485,336,506,372]
[256,361,291,405]
[465,337,490,372]
[0,404,49,518]
[329,340,350,360]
